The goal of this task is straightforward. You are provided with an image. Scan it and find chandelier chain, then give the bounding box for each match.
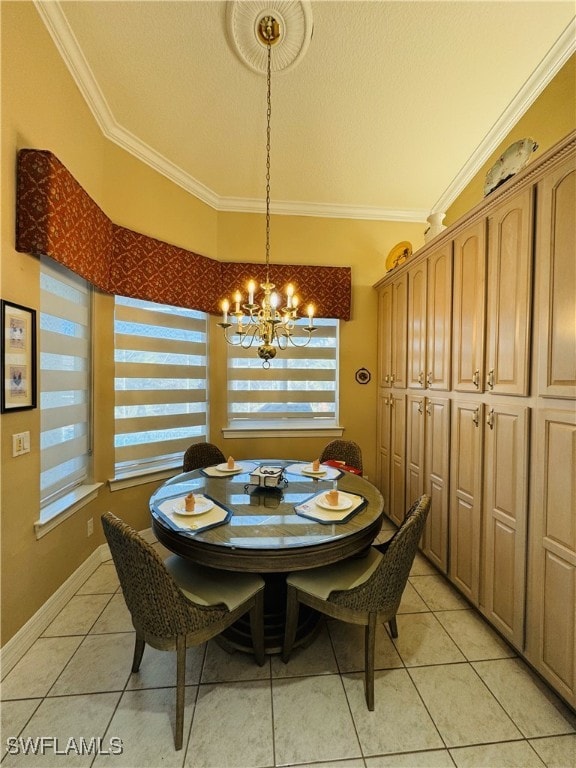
[265,38,272,284]
[217,14,316,367]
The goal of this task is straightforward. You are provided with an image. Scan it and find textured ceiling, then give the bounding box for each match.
[37,0,575,221]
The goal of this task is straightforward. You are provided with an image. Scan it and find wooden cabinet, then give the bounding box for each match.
[486,188,533,396]
[377,283,393,388]
[405,395,425,505]
[406,394,450,572]
[426,244,453,391]
[449,400,484,603]
[391,273,408,389]
[452,220,487,393]
[536,155,576,399]
[527,408,576,706]
[389,392,406,526]
[407,245,453,391]
[376,394,392,516]
[374,131,576,708]
[377,274,407,389]
[423,397,451,573]
[407,262,427,389]
[376,391,406,527]
[449,399,529,644]
[481,403,529,649]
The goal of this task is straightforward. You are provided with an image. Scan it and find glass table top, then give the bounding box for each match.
[149,459,384,552]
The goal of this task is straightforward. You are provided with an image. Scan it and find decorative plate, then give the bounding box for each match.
[216,463,242,472]
[484,137,538,196]
[172,496,214,516]
[385,241,412,272]
[301,464,327,476]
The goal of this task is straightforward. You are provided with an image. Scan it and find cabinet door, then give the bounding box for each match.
[423,396,450,573]
[377,284,393,388]
[406,395,425,506]
[389,392,406,526]
[537,157,576,398]
[426,243,453,391]
[527,408,576,708]
[377,394,391,517]
[452,220,487,393]
[450,400,484,603]
[407,262,427,389]
[391,273,408,389]
[482,403,529,648]
[486,188,533,396]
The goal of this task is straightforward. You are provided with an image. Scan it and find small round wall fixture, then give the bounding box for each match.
[355,368,371,385]
[226,0,313,74]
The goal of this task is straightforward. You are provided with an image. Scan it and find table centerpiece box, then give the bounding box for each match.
[249,465,285,488]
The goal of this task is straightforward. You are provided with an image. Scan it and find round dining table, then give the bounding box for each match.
[149,459,384,654]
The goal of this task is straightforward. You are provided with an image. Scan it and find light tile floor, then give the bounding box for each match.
[2,519,575,768]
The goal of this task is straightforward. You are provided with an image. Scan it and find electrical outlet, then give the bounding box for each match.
[12,431,30,457]
[87,517,94,537]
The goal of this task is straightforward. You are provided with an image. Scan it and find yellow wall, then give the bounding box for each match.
[446,53,576,225]
[0,2,220,644]
[1,3,574,646]
[213,213,423,466]
[0,3,424,644]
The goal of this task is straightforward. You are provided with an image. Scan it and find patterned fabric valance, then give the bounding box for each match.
[16,149,351,319]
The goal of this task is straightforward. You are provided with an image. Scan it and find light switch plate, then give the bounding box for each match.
[12,431,30,457]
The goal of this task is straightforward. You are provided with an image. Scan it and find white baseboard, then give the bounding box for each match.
[0,544,109,679]
[1,526,156,679]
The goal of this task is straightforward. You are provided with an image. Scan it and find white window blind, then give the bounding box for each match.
[227,319,339,426]
[114,297,208,477]
[40,257,92,519]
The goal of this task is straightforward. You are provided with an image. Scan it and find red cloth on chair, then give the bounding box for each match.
[323,460,362,475]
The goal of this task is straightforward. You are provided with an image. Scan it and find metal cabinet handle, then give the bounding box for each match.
[487,369,495,390]
[384,374,389,384]
[487,408,494,429]
[472,369,480,389]
[426,402,432,416]
[418,371,425,387]
[417,400,424,415]
[390,374,395,385]
[472,407,479,427]
[426,372,433,387]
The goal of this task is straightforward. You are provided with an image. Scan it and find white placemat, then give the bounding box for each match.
[295,491,366,523]
[157,496,229,532]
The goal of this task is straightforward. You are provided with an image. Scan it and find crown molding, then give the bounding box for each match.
[217,196,429,222]
[35,2,575,223]
[33,1,221,210]
[431,17,576,214]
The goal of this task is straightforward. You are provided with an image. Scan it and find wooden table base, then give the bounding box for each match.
[217,572,321,655]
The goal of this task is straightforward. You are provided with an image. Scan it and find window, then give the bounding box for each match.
[39,257,92,522]
[227,318,339,428]
[114,297,208,478]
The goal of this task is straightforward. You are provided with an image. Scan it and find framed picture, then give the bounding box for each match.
[1,300,37,412]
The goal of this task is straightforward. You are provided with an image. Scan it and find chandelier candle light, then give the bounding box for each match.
[218,14,315,368]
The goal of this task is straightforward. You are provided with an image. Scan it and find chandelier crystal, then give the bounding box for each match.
[218,14,315,369]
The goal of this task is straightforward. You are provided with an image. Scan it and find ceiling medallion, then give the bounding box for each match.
[226,0,313,73]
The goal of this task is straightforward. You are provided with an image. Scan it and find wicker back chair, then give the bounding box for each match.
[282,495,430,710]
[319,439,363,474]
[101,512,265,749]
[182,442,225,473]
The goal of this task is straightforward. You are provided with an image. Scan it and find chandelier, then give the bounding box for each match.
[218,14,315,369]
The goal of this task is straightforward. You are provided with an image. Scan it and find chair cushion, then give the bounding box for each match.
[164,555,264,611]
[286,547,383,600]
